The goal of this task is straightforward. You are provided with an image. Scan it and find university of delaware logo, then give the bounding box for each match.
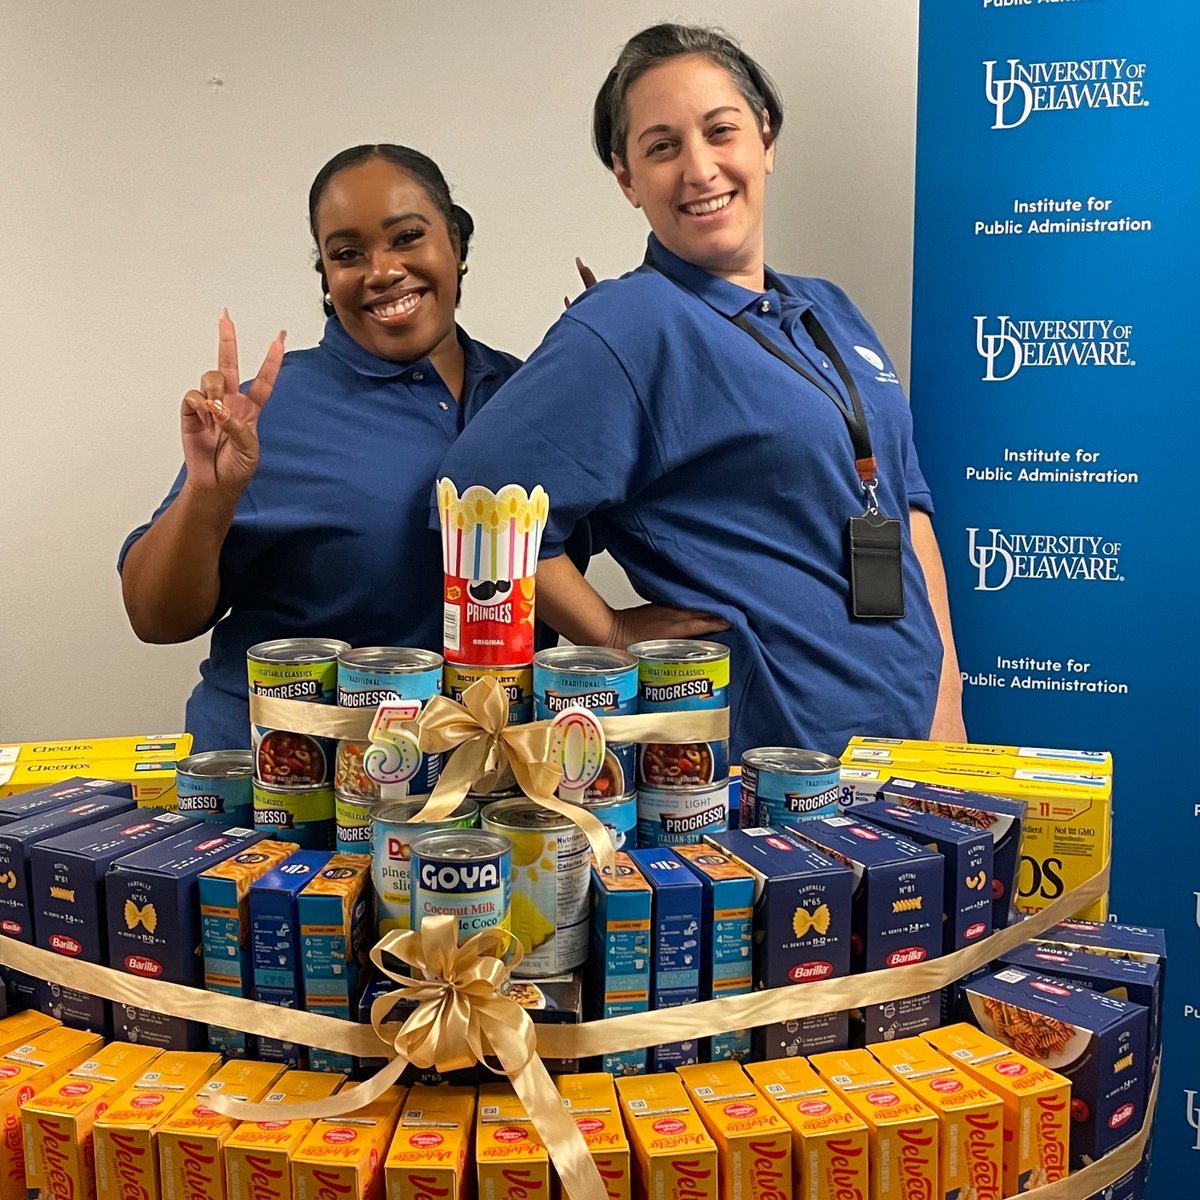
[984,58,1148,129]
[975,316,1134,382]
[966,529,1124,591]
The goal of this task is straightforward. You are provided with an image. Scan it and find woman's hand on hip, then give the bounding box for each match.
[606,603,730,650]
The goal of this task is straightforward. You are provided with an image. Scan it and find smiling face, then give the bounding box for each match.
[315,157,460,364]
[614,55,775,291]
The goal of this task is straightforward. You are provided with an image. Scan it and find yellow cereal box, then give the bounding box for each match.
[872,1038,1004,1200]
[746,1058,870,1200]
[384,1085,476,1200]
[842,737,1112,774]
[22,1041,161,1200]
[0,735,191,766]
[557,1073,631,1200]
[93,1051,222,1200]
[476,1082,552,1200]
[809,1049,939,1200]
[615,1074,718,1200]
[0,755,183,807]
[291,1086,405,1200]
[223,1070,346,1200]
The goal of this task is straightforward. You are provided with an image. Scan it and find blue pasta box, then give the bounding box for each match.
[586,853,652,1077]
[786,814,944,1044]
[1034,919,1166,963]
[0,776,134,826]
[705,827,853,1059]
[626,848,702,1072]
[253,985,307,1068]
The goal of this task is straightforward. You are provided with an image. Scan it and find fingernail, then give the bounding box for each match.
[279,330,287,343]
[575,257,584,269]
[221,306,229,319]
[211,397,226,413]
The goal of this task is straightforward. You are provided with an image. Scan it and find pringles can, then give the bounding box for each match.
[409,829,512,942]
[740,747,841,829]
[176,749,254,824]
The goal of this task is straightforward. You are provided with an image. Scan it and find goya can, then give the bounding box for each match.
[741,747,841,829]
[252,779,334,850]
[247,638,348,786]
[334,790,375,855]
[631,639,730,788]
[336,646,444,797]
[482,798,590,977]
[576,791,637,851]
[443,663,532,725]
[372,798,480,933]
[637,781,731,848]
[443,574,536,667]
[409,829,511,942]
[534,646,637,801]
[176,749,253,824]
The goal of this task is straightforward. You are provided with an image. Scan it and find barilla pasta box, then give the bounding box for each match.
[0,777,134,826]
[157,1058,286,1200]
[809,1049,940,1200]
[557,1074,631,1200]
[0,735,191,765]
[786,816,943,1043]
[92,1051,222,1200]
[745,1058,869,1200]
[674,844,754,1063]
[0,756,184,808]
[587,854,652,1076]
[922,1023,1070,1195]
[22,1042,160,1200]
[476,1083,550,1199]
[626,848,702,1071]
[704,828,853,1058]
[384,1085,476,1200]
[676,1062,793,1200]
[223,1070,346,1200]
[843,737,1112,773]
[962,967,1147,1169]
[200,840,301,1058]
[0,1025,104,1200]
[615,1074,719,1200]
[871,1038,1004,1200]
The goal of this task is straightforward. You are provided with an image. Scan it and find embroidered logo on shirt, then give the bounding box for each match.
[855,345,900,386]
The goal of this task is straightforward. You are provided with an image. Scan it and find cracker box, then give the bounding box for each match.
[0,735,190,766]
[384,1085,477,1200]
[809,1049,940,1200]
[0,776,134,826]
[745,1058,870,1200]
[626,849,702,1071]
[557,1074,631,1200]
[705,828,853,1058]
[674,844,755,1062]
[22,1042,161,1200]
[922,1023,1070,1195]
[0,756,184,808]
[842,737,1112,773]
[786,816,943,1043]
[477,1082,553,1199]
[157,1059,286,1200]
[676,1062,793,1200]
[587,854,652,1076]
[871,1037,1004,1200]
[962,967,1147,1169]
[223,1070,346,1200]
[615,1074,719,1200]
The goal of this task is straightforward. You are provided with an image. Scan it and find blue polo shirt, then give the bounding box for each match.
[437,236,942,758]
[119,316,520,752]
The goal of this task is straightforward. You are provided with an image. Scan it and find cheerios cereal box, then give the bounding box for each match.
[557,1073,631,1200]
[615,1074,718,1200]
[291,1085,405,1200]
[384,1085,476,1200]
[476,1082,551,1200]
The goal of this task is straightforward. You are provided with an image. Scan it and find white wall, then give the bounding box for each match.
[0,0,918,740]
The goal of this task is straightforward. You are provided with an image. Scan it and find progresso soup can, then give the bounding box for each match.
[176,749,254,825]
[334,790,375,855]
[252,779,335,850]
[637,781,731,848]
[409,828,511,943]
[740,747,841,829]
[247,638,348,787]
[443,663,533,725]
[630,639,730,789]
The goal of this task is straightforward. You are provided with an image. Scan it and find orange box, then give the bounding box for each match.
[615,1074,718,1200]
[809,1049,939,1200]
[872,1038,1004,1200]
[557,1073,632,1200]
[157,1058,286,1200]
[476,1082,552,1200]
[746,1058,870,1200]
[223,1070,346,1200]
[922,1024,1069,1195]
[22,1041,161,1200]
[93,1051,222,1200]
[384,1085,476,1200]
[291,1085,405,1200]
[0,1008,60,1052]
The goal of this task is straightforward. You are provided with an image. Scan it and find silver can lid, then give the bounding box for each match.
[742,747,841,776]
[482,797,575,832]
[372,797,478,826]
[338,646,444,673]
[247,637,350,664]
[177,749,254,780]
[409,829,512,861]
[533,646,638,673]
[629,639,730,665]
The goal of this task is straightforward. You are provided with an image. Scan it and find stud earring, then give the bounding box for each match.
[457,262,469,277]
[324,292,333,305]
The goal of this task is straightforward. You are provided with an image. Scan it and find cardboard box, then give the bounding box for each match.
[476,1082,553,1199]
[615,1073,718,1200]
[0,1007,60,1049]
[0,735,190,766]
[0,776,134,826]
[842,736,1112,774]
[0,753,186,808]
[557,1074,631,1200]
[384,1085,476,1200]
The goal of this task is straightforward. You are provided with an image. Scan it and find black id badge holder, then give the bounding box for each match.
[848,479,905,619]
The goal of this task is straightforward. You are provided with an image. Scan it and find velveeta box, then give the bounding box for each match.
[558,1073,631,1200]
[809,1049,939,1200]
[223,1070,346,1200]
[93,1051,222,1200]
[615,1074,718,1200]
[291,1085,405,1200]
[871,1038,1004,1200]
[676,1062,793,1200]
[0,1008,60,1050]
[922,1023,1069,1195]
[746,1058,869,1200]
[476,1082,551,1200]
[157,1059,287,1200]
[384,1085,476,1200]
[22,1042,161,1200]
[0,755,184,808]
[0,776,133,826]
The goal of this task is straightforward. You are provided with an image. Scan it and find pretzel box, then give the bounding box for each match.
[746,1058,870,1200]
[557,1074,631,1200]
[223,1070,346,1200]
[476,1082,551,1200]
[384,1085,476,1200]
[0,776,134,826]
[291,1085,406,1200]
[615,1074,719,1200]
[922,1024,1070,1195]
[676,1062,793,1200]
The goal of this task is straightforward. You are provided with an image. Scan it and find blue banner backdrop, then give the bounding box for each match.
[910,2,1197,1195]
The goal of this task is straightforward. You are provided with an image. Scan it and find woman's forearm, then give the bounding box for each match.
[533,554,618,646]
